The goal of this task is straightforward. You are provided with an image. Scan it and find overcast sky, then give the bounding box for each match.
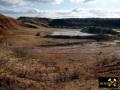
[0,0,120,18]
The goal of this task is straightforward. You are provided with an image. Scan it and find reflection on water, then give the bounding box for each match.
[51,31,95,36]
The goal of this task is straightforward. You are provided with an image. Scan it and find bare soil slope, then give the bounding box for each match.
[0,14,20,35]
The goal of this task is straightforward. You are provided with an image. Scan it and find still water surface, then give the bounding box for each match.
[51,31,95,36]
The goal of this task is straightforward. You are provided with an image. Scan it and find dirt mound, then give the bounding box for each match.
[22,22,39,28]
[18,17,51,28]
[0,14,19,35]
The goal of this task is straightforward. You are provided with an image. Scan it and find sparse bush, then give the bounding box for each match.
[96,55,120,67]
[11,47,34,59]
[10,62,80,83]
[0,56,9,68]
[0,36,7,46]
[0,36,11,49]
[35,32,40,36]
[41,61,57,67]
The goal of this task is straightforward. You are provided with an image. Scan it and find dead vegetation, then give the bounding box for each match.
[10,47,35,59]
[0,37,82,90]
[96,55,120,67]
[0,23,120,90]
[0,36,120,90]
[1,14,120,90]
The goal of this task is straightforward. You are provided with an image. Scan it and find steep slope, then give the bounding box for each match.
[0,14,19,35]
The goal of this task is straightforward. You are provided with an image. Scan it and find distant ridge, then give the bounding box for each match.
[49,18,120,29]
[18,17,120,29]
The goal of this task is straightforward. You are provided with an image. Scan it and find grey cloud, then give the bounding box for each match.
[88,9,107,16]
[0,0,64,7]
[0,0,97,7]
[83,0,96,3]
[0,0,26,6]
[0,8,43,18]
[27,0,63,4]
[70,0,97,3]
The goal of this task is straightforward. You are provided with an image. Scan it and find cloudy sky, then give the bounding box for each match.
[0,0,120,18]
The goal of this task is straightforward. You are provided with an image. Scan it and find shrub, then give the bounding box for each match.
[0,56,9,68]
[96,55,120,67]
[11,47,34,58]
[0,36,7,44]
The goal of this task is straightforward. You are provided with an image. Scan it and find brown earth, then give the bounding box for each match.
[0,14,120,90]
[18,17,51,28]
[0,14,20,35]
